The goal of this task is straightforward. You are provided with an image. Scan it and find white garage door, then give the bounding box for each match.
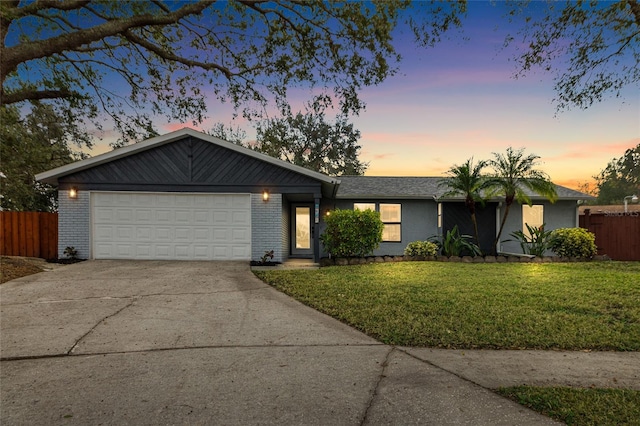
[92,192,251,260]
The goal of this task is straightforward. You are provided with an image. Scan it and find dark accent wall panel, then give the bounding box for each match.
[442,202,497,255]
[66,141,190,184]
[61,137,321,189]
[190,139,317,186]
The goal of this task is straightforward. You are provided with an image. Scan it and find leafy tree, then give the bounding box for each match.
[594,143,640,204]
[439,158,490,249]
[208,122,248,146]
[486,147,558,254]
[1,1,464,143]
[505,0,640,112]
[0,104,91,211]
[254,107,367,176]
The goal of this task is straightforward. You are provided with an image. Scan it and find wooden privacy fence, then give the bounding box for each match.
[580,209,640,261]
[0,212,58,259]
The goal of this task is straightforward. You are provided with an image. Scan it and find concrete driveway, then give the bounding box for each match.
[1,261,558,425]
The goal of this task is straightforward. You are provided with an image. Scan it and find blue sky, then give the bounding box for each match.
[90,1,639,191]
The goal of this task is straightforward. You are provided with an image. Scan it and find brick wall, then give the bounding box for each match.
[251,193,283,262]
[58,189,91,259]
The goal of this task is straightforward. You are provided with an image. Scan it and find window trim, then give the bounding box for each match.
[353,202,402,242]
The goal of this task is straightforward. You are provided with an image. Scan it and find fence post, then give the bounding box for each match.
[583,208,591,230]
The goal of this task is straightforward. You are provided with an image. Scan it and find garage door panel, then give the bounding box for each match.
[156,210,173,223]
[135,209,153,222]
[154,245,171,258]
[232,228,250,242]
[135,245,152,258]
[232,211,249,224]
[136,227,153,240]
[116,209,134,221]
[95,225,113,240]
[116,226,134,240]
[92,193,251,260]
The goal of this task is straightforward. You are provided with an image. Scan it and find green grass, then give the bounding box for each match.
[497,386,640,425]
[255,262,640,350]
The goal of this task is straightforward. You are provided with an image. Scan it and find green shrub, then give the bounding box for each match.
[550,228,597,258]
[404,240,439,257]
[430,225,482,257]
[320,208,383,257]
[507,223,554,257]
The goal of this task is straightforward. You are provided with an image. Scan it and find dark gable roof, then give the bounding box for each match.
[336,176,593,201]
[36,128,339,195]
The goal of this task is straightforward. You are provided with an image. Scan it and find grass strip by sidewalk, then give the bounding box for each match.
[255,262,640,350]
[497,386,640,426]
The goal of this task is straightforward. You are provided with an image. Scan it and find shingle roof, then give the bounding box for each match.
[335,176,441,199]
[336,176,593,201]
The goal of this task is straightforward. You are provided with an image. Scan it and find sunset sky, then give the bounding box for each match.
[93,2,639,191]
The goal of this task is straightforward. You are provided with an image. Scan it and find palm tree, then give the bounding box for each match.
[487,147,558,254]
[439,158,490,250]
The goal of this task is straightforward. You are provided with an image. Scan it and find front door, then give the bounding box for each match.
[291,204,313,257]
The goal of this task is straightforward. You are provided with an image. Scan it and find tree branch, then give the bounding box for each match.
[122,28,269,79]
[2,88,75,104]
[1,0,215,83]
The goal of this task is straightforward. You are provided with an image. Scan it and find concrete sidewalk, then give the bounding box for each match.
[0,260,629,425]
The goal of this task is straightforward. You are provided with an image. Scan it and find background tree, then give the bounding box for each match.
[1,1,464,145]
[208,123,248,146]
[594,143,640,204]
[487,147,558,254]
[505,0,640,112]
[439,158,490,249]
[0,103,91,211]
[254,106,367,176]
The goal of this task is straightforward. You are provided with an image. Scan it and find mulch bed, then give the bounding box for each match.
[0,256,45,284]
[0,256,85,284]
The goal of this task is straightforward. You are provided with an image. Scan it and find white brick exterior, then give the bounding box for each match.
[58,189,91,259]
[251,193,283,262]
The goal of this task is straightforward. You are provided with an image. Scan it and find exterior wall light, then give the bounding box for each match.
[624,194,638,213]
[262,190,269,202]
[69,187,78,199]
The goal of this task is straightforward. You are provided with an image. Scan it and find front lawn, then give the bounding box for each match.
[255,262,640,350]
[498,386,640,426]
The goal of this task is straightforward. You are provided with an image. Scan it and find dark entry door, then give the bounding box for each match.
[442,202,497,255]
[291,204,314,257]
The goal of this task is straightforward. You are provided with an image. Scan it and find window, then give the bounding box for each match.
[353,202,402,242]
[380,204,401,242]
[354,203,376,211]
[522,205,544,238]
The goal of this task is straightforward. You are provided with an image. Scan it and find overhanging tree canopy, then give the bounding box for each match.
[505,0,640,112]
[1,0,464,143]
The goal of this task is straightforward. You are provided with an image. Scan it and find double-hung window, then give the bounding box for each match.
[354,202,402,242]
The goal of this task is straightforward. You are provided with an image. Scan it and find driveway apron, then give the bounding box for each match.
[1,261,558,425]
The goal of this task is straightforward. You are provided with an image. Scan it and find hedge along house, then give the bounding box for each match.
[37,128,591,262]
